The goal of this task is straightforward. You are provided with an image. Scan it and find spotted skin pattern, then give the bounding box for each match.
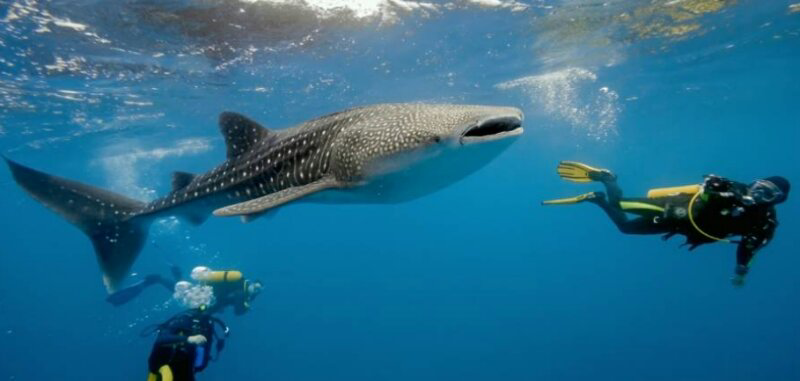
[4,103,523,290]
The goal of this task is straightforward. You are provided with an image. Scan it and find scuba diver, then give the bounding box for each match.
[187,266,263,316]
[144,305,230,381]
[543,161,790,286]
[143,267,259,380]
[108,265,262,314]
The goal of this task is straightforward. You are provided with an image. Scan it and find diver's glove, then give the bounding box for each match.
[731,265,748,288]
[703,174,741,203]
[187,335,207,345]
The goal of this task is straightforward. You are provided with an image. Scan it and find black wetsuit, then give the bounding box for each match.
[207,278,254,316]
[590,175,778,278]
[147,309,227,381]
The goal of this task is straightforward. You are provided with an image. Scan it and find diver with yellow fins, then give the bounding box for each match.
[543,161,790,286]
[141,266,262,380]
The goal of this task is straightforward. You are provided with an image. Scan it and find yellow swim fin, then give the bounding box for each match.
[541,192,600,205]
[557,161,613,183]
[159,365,173,381]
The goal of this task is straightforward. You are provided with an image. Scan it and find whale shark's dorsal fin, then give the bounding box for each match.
[171,171,196,191]
[219,111,271,159]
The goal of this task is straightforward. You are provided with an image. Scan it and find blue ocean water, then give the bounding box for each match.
[1,1,799,380]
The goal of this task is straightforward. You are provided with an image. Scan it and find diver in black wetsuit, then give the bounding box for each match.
[144,306,229,381]
[543,161,790,286]
[189,267,263,316]
[141,267,261,380]
[107,265,262,313]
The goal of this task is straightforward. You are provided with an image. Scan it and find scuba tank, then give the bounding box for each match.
[646,184,701,199]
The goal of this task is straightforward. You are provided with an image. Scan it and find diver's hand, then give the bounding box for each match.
[731,265,748,288]
[731,275,746,288]
[187,335,207,345]
[703,174,732,192]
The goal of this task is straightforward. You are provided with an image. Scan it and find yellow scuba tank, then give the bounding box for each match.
[199,270,243,283]
[646,184,701,199]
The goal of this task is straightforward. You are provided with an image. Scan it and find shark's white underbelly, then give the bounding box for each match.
[305,136,517,204]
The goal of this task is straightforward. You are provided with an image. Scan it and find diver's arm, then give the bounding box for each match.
[731,218,776,286]
[703,175,749,203]
[154,332,192,345]
[733,245,755,286]
[233,299,249,316]
[154,332,207,346]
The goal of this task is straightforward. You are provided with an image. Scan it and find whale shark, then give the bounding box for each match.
[4,103,524,291]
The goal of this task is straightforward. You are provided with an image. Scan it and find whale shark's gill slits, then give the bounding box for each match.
[286,133,316,186]
[305,122,338,178]
[251,169,268,197]
[263,154,285,193]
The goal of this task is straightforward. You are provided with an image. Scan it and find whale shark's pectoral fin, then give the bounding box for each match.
[213,177,342,218]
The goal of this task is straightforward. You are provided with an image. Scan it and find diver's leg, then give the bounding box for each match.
[106,274,175,306]
[597,175,623,204]
[589,195,667,235]
[168,263,183,284]
[168,358,195,381]
[106,278,152,306]
[153,275,174,292]
[582,173,627,228]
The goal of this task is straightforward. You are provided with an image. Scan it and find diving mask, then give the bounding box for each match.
[748,179,784,205]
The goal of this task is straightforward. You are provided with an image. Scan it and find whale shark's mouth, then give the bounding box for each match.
[460,115,524,145]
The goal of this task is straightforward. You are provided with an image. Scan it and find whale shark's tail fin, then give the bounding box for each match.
[4,157,151,293]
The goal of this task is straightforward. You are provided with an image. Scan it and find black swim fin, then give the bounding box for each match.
[106,278,151,306]
[105,274,172,306]
[169,263,183,283]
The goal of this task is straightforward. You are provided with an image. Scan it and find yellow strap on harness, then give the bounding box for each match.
[619,201,665,213]
[688,191,731,243]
